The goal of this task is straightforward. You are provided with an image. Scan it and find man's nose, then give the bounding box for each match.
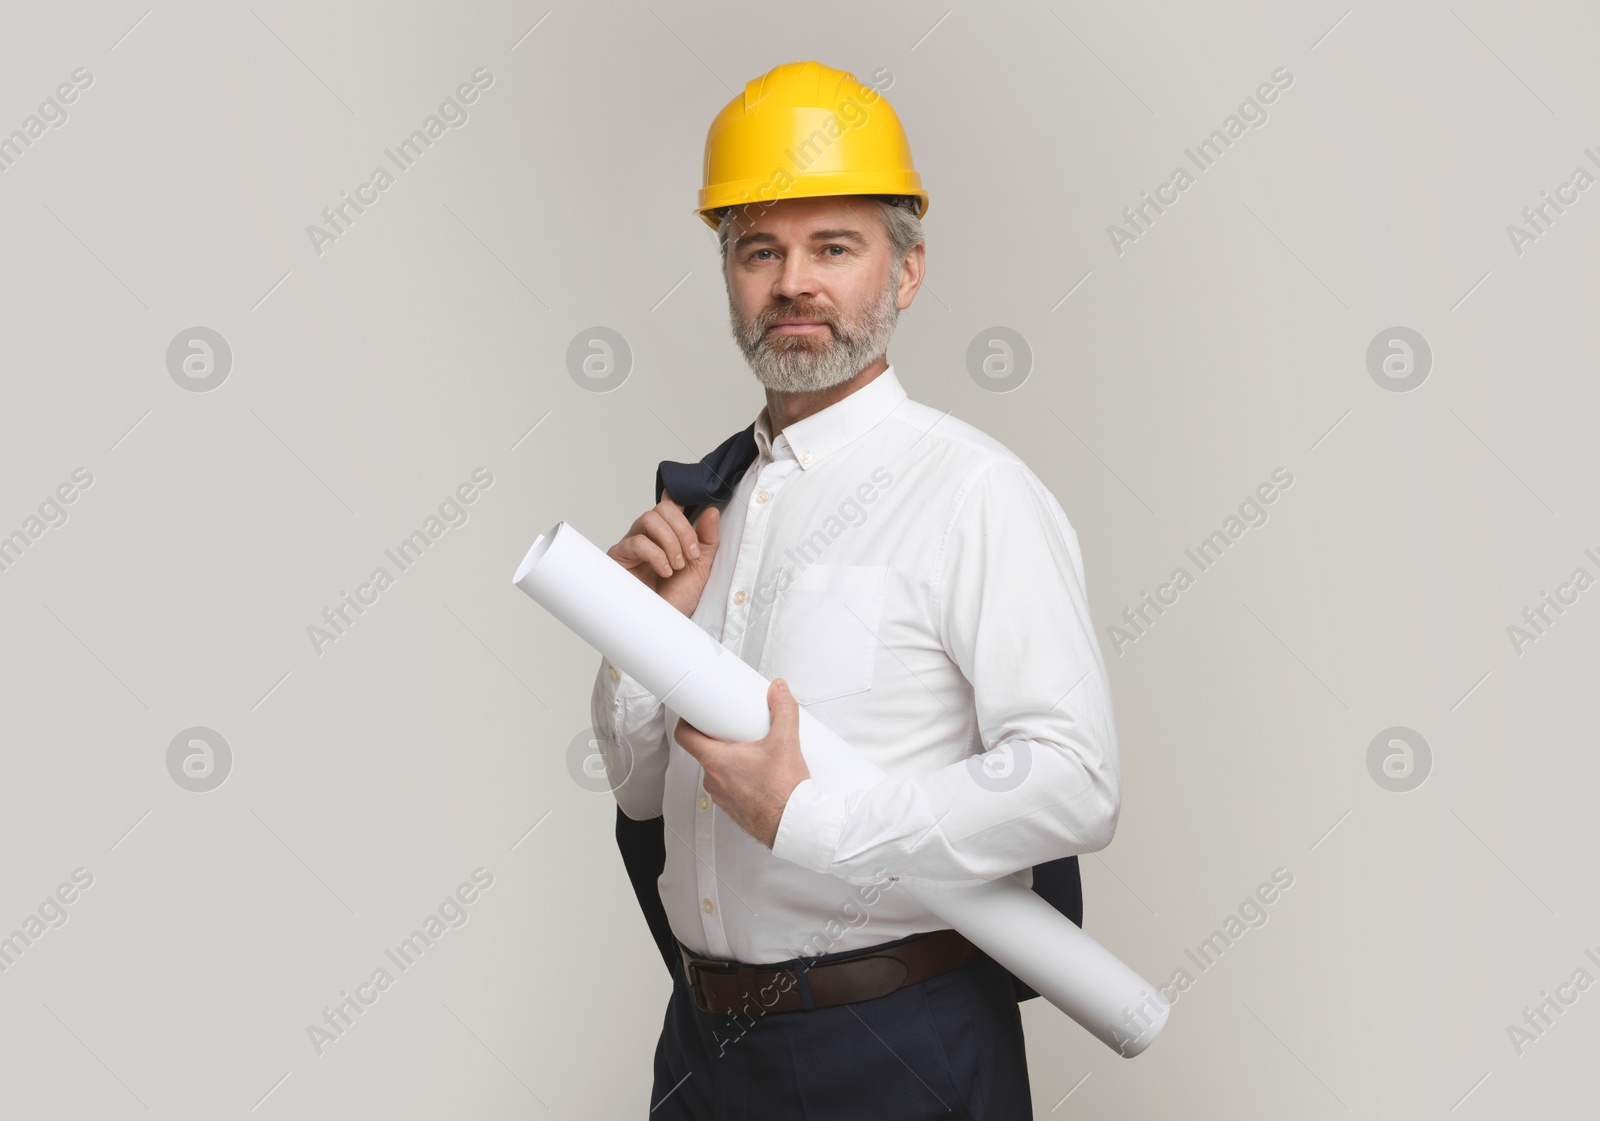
[772,251,820,302]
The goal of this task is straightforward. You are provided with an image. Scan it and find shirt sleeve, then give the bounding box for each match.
[769,457,1122,889]
[589,654,671,821]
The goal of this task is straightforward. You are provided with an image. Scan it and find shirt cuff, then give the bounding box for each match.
[770,778,847,872]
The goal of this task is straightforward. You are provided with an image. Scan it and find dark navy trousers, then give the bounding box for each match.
[649,931,1033,1119]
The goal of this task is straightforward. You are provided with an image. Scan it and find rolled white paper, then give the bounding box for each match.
[513,520,1169,1056]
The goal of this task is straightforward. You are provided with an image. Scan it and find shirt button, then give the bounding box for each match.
[698,794,711,812]
[800,452,812,466]
[756,489,771,504]
[608,664,620,683]
[888,875,900,882]
[732,589,747,605]
[701,898,716,914]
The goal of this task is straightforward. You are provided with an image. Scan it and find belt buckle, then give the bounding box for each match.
[681,948,731,1012]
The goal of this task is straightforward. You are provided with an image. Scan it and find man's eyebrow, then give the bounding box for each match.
[808,228,869,246]
[733,228,870,250]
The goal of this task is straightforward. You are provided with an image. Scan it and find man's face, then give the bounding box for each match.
[724,196,914,393]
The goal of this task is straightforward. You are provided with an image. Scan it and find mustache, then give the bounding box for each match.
[758,303,837,332]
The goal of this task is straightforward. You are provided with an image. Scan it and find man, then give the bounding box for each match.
[590,61,1120,1118]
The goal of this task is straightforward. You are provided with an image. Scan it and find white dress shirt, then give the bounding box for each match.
[590,364,1120,964]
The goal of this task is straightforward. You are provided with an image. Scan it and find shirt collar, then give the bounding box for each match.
[752,365,908,470]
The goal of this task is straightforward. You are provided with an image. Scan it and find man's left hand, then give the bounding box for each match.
[674,678,811,849]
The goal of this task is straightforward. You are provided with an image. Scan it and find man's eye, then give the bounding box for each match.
[823,245,846,256]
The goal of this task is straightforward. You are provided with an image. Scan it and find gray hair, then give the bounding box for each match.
[717,196,924,277]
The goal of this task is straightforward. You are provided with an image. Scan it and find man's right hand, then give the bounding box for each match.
[606,489,720,618]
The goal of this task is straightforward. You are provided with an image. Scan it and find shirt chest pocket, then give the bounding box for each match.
[761,564,889,705]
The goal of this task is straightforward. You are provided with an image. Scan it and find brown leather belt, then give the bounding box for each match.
[678,929,982,1016]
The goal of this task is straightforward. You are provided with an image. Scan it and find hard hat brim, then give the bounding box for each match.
[695,175,928,229]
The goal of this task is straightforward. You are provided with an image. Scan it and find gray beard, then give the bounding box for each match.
[730,269,902,394]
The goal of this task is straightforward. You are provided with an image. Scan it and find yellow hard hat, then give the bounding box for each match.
[695,60,928,229]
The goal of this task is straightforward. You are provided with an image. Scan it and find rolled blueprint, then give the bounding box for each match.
[513,520,1168,1056]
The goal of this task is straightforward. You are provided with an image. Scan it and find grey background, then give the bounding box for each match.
[1,1,1595,1117]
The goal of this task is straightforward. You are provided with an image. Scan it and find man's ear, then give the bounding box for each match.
[896,243,925,310]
